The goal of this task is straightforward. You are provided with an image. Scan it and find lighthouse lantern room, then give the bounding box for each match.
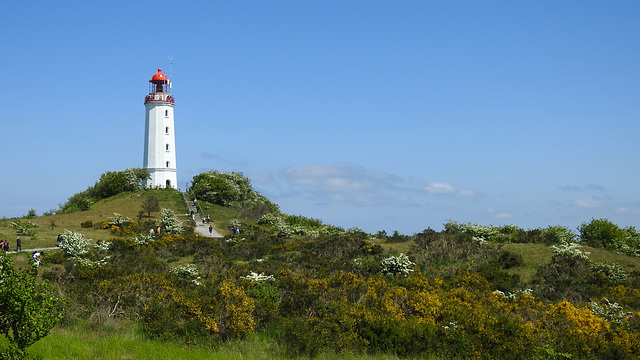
[143,68,177,189]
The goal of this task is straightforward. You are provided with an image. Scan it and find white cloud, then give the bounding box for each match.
[425,182,456,195]
[283,164,378,192]
[280,164,399,206]
[424,182,477,198]
[574,197,604,208]
[494,212,512,220]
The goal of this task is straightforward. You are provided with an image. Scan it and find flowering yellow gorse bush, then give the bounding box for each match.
[35,201,640,359]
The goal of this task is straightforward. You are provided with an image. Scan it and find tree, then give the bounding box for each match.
[58,229,92,257]
[141,195,160,217]
[0,255,65,358]
[92,168,152,200]
[159,208,183,235]
[191,171,255,206]
[578,219,640,257]
[23,209,37,219]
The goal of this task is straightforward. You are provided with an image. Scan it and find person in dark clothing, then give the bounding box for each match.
[16,236,21,251]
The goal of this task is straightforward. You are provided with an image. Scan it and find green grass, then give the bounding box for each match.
[22,323,423,360]
[499,243,554,284]
[372,238,414,254]
[584,245,640,271]
[0,190,190,248]
[497,242,640,284]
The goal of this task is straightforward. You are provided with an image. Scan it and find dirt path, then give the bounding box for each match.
[182,192,224,238]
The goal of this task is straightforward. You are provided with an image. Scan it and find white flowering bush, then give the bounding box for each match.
[131,234,155,246]
[471,236,487,246]
[494,288,533,300]
[380,253,415,276]
[589,262,628,284]
[258,213,279,226]
[226,237,246,245]
[552,241,590,260]
[590,298,631,325]
[444,221,498,244]
[241,271,275,282]
[123,168,143,190]
[292,226,320,238]
[442,321,459,331]
[59,229,92,257]
[542,225,577,243]
[95,240,111,252]
[317,225,344,236]
[159,208,183,235]
[108,212,132,226]
[75,256,111,268]
[10,220,38,236]
[170,264,203,286]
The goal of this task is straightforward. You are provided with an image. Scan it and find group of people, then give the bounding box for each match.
[0,236,21,252]
[0,236,39,265]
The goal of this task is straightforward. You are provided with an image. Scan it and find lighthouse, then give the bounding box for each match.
[143,68,177,189]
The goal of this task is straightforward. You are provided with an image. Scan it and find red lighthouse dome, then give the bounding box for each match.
[145,67,174,104]
[151,68,169,83]
[148,68,171,94]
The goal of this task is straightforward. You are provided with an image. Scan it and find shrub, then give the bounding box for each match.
[0,255,66,357]
[589,262,629,285]
[159,208,183,235]
[578,218,640,253]
[141,195,160,217]
[381,253,415,276]
[552,241,590,260]
[191,171,255,206]
[59,229,92,257]
[590,298,632,326]
[10,220,38,236]
[387,230,411,243]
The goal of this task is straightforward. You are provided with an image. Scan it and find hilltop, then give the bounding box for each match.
[2,170,640,359]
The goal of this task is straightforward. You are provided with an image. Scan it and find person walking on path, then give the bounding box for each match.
[16,236,21,251]
[209,224,213,234]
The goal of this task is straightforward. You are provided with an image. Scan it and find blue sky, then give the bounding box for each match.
[2,1,639,234]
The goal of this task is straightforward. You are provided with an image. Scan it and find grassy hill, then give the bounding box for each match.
[1,189,189,248]
[3,187,640,359]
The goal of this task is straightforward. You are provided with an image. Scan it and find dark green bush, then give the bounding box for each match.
[579,218,628,249]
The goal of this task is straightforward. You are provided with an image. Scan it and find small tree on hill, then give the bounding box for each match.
[0,255,65,358]
[159,208,183,235]
[190,171,255,206]
[59,229,92,257]
[141,195,160,217]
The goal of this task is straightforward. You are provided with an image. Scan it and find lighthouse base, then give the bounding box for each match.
[145,168,178,190]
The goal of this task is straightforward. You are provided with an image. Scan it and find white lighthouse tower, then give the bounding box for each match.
[143,68,178,189]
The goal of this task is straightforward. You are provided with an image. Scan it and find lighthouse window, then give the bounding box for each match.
[165,127,169,134]
[166,161,170,168]
[165,110,168,117]
[166,144,170,151]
